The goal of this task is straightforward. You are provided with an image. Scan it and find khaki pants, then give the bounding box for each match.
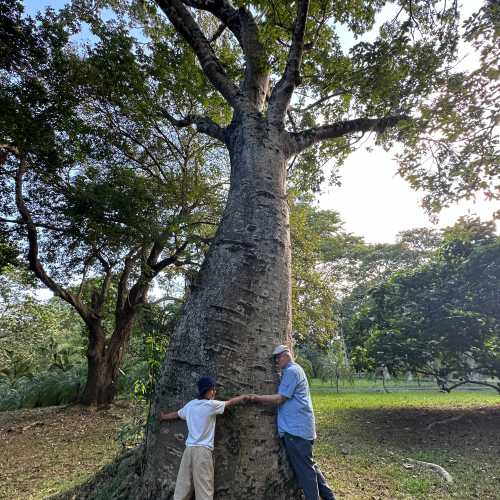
[173,446,214,500]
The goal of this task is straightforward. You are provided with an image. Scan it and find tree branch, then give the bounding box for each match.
[115,248,140,316]
[181,0,241,40]
[268,0,310,125]
[209,22,226,43]
[161,110,226,142]
[0,216,68,232]
[14,159,92,322]
[181,0,269,103]
[151,239,191,274]
[290,115,409,155]
[155,0,239,106]
[290,89,348,113]
[91,264,113,317]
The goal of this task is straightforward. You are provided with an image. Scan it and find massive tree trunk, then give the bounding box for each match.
[141,114,301,498]
[80,319,134,407]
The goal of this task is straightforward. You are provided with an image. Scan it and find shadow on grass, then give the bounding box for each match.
[333,405,500,453]
[316,404,500,498]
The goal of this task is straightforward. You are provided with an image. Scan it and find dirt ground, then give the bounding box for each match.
[0,404,129,500]
[0,394,499,499]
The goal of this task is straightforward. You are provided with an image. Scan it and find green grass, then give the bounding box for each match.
[309,377,496,393]
[0,391,498,499]
[312,390,500,499]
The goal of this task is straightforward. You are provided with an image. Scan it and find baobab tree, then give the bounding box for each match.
[7,0,494,497]
[133,0,498,498]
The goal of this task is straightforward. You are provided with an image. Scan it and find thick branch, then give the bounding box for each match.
[91,264,113,317]
[181,0,269,100]
[445,379,500,394]
[155,0,238,106]
[238,8,270,107]
[14,159,91,322]
[0,216,68,232]
[290,115,408,155]
[268,0,310,125]
[151,239,191,275]
[210,22,226,43]
[182,0,241,40]
[115,248,140,319]
[161,110,226,142]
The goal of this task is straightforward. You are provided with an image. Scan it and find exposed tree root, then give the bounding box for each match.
[426,414,465,431]
[404,458,453,483]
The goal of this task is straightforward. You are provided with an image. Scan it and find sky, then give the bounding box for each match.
[317,2,499,243]
[22,0,499,245]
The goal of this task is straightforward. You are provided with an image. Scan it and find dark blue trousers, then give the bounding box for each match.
[282,433,336,500]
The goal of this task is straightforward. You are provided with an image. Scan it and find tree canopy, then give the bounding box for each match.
[353,217,500,391]
[0,0,227,404]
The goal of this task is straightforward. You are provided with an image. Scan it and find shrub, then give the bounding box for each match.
[0,366,85,411]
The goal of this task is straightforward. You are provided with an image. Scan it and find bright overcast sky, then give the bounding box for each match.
[24,0,499,244]
[318,1,499,243]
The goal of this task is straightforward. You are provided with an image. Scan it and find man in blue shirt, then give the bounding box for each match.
[250,345,336,500]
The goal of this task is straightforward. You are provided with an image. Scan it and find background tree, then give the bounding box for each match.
[324,227,442,358]
[0,2,226,406]
[355,217,499,392]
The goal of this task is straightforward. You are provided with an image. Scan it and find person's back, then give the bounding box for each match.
[277,360,316,441]
[179,398,225,450]
[159,377,248,500]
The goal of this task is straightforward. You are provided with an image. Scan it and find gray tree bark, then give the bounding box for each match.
[127,1,405,496]
[141,112,302,499]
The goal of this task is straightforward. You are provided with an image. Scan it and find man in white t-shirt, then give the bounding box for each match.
[159,376,249,500]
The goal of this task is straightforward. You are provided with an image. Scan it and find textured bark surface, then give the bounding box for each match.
[141,115,302,499]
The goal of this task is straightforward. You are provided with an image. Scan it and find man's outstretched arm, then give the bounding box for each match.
[248,394,287,405]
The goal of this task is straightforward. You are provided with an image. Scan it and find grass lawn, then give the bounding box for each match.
[0,391,498,499]
[309,377,494,392]
[313,390,500,499]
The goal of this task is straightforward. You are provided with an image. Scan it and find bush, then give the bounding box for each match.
[0,366,85,411]
[116,361,148,397]
[296,354,314,380]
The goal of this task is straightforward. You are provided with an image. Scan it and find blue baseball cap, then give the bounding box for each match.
[197,376,216,397]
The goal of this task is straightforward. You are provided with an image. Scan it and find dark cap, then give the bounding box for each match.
[197,376,216,397]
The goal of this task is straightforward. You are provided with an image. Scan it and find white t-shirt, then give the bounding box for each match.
[177,399,226,450]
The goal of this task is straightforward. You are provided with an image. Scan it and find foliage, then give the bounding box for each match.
[300,339,353,392]
[107,0,499,208]
[0,366,85,411]
[295,353,314,380]
[354,217,500,390]
[128,302,179,401]
[290,199,341,346]
[0,269,85,379]
[0,1,227,402]
[0,236,17,273]
[395,1,500,212]
[321,227,441,359]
